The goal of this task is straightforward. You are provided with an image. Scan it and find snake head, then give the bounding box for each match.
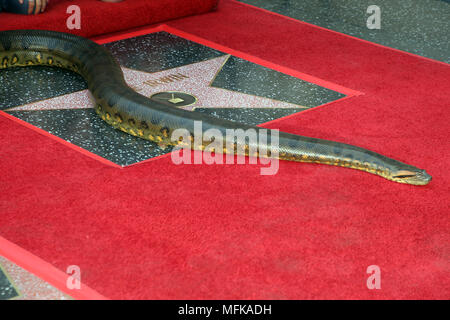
[390,169,432,185]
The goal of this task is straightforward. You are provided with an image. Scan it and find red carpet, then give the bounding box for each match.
[1,0,449,299]
[0,0,219,37]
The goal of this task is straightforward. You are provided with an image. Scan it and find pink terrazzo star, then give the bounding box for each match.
[8,55,306,112]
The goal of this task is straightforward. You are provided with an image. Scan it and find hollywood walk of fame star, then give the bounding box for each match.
[6,55,307,112]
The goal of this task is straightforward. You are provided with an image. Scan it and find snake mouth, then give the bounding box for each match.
[392,174,416,179]
[392,169,432,185]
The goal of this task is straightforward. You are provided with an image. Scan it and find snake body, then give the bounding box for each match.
[0,30,431,185]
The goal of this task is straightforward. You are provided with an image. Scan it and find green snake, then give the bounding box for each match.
[0,30,431,185]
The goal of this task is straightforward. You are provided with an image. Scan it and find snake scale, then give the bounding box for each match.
[0,30,431,185]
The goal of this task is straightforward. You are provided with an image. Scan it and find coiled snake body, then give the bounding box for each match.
[0,30,431,185]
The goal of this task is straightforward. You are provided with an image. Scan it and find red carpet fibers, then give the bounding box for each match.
[1,0,449,299]
[0,0,219,37]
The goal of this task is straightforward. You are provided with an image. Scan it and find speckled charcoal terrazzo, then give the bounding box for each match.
[3,31,345,166]
[103,31,225,72]
[0,256,71,300]
[8,109,172,166]
[0,65,87,110]
[239,0,450,63]
[195,108,302,126]
[0,262,19,300]
[211,56,344,107]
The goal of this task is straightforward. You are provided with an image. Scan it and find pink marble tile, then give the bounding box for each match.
[0,256,71,300]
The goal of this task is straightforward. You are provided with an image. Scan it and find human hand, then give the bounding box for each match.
[18,0,50,14]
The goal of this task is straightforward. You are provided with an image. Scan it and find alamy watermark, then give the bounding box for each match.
[170,121,280,175]
[367,5,381,29]
[366,265,381,289]
[66,5,81,30]
[66,265,81,290]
